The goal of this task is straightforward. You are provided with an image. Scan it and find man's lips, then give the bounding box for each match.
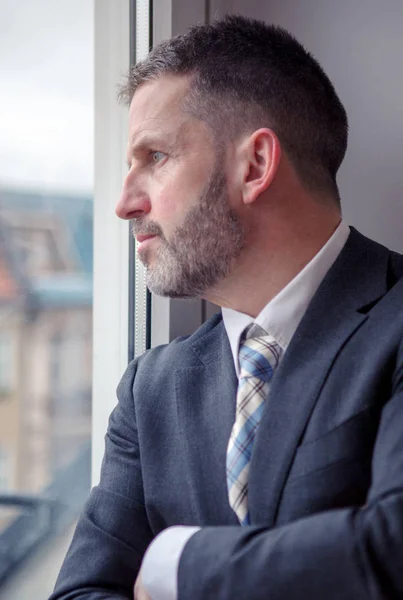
[136,234,157,244]
[136,234,158,252]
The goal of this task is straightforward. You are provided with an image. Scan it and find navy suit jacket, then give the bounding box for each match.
[51,228,403,600]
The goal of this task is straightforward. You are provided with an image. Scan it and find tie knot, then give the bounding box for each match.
[239,336,282,382]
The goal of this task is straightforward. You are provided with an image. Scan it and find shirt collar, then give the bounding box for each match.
[222,220,350,376]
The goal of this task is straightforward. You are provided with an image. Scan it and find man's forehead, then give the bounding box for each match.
[128,74,191,138]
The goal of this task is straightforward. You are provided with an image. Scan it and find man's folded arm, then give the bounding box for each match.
[177,341,403,600]
[49,359,153,600]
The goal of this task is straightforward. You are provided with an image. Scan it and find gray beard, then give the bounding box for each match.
[132,168,245,298]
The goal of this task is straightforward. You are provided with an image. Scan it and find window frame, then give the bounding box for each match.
[92,0,131,483]
[92,0,209,483]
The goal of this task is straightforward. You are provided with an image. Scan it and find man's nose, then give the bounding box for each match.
[115,175,151,220]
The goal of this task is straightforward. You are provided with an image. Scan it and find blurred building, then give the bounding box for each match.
[0,187,93,583]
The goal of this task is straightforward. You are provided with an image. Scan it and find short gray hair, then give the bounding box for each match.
[119,15,348,204]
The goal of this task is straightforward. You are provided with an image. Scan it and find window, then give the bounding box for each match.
[0,1,94,597]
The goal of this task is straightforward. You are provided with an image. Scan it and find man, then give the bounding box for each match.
[51,15,403,600]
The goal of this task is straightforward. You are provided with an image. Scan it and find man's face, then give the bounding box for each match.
[116,75,245,298]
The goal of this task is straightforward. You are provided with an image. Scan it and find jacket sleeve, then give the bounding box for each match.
[178,339,403,600]
[50,359,153,600]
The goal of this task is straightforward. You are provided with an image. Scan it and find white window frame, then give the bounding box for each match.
[92,0,131,483]
[92,0,207,484]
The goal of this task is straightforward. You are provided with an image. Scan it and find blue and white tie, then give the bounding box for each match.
[226,331,282,525]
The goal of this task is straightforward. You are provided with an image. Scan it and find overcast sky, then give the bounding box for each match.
[0,0,93,194]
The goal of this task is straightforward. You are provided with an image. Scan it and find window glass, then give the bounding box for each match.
[0,1,93,598]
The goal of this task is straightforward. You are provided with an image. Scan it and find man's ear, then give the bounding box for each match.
[242,128,281,205]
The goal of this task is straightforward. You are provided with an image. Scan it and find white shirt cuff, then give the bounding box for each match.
[141,525,200,600]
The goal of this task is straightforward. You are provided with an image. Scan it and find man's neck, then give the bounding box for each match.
[204,217,342,318]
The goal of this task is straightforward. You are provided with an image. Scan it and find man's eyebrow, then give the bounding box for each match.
[129,133,171,153]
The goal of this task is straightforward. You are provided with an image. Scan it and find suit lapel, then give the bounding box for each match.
[175,321,239,525]
[248,229,390,527]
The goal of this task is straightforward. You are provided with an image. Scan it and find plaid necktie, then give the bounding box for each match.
[226,329,282,525]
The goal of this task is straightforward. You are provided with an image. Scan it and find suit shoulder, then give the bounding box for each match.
[389,249,403,284]
[349,227,403,285]
[116,312,223,406]
[125,311,223,377]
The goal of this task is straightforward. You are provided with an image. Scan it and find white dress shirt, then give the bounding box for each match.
[142,220,350,599]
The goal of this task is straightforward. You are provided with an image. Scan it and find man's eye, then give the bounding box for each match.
[151,151,166,163]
